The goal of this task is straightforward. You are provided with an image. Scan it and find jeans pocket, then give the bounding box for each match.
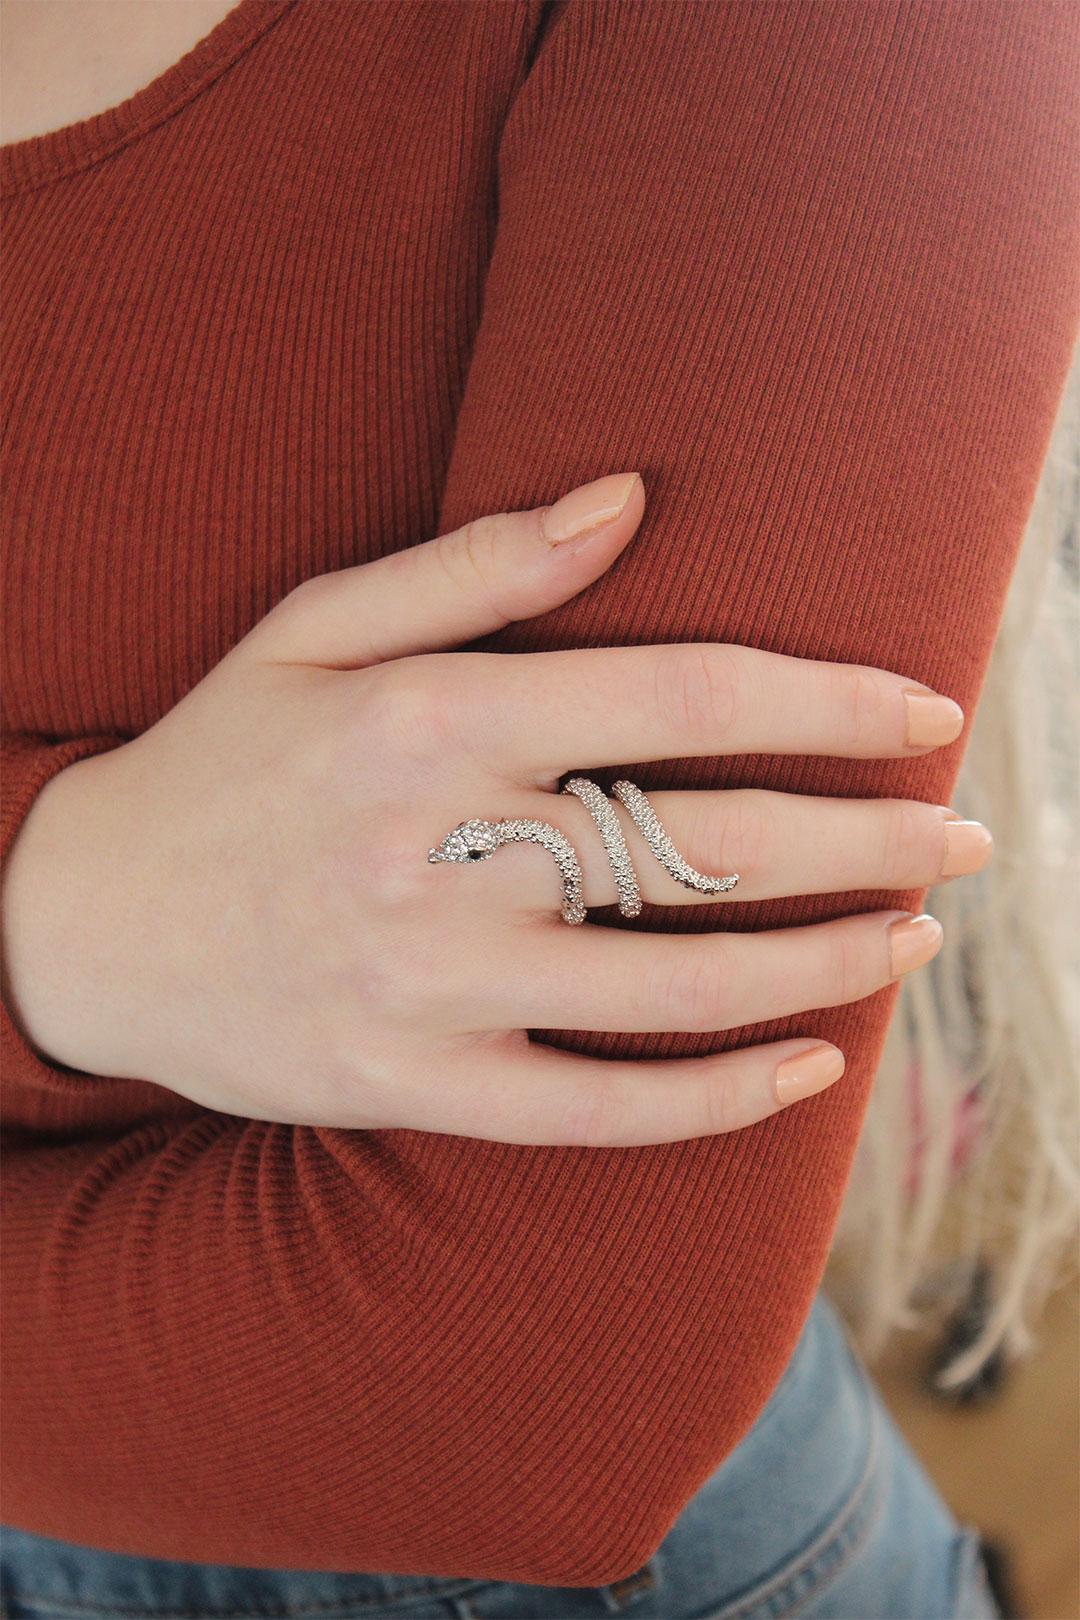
[695,1404,887,1620]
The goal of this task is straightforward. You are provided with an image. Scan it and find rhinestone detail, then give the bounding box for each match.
[611,779,740,895]
[428,817,586,924]
[562,776,642,917]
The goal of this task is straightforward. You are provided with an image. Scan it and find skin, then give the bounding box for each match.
[0,472,994,1145]
[0,8,994,1149]
[0,0,241,144]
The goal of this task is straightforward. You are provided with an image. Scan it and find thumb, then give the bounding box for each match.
[249,472,644,667]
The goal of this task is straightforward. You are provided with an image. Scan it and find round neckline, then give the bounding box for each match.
[1,0,299,199]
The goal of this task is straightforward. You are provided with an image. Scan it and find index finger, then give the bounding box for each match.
[463,643,964,774]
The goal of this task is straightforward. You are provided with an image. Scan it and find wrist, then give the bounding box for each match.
[1,746,145,1077]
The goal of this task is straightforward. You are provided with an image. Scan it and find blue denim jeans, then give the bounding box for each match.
[1,1294,999,1620]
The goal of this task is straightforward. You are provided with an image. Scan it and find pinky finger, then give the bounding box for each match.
[425,1032,846,1146]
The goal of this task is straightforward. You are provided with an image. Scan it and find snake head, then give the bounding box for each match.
[427,819,500,864]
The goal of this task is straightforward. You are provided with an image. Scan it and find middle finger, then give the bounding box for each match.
[557,788,992,908]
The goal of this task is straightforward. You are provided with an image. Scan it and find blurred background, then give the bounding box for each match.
[828,346,1079,1620]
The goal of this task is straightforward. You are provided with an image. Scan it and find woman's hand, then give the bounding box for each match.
[0,473,991,1144]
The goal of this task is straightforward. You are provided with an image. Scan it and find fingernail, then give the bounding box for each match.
[903,690,965,748]
[542,473,641,546]
[888,913,943,977]
[775,1043,846,1106]
[940,819,994,878]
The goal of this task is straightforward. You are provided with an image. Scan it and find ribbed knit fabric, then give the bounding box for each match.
[2,0,1078,1586]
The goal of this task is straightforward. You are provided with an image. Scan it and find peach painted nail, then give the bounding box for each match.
[774,1043,846,1106]
[888,913,943,977]
[903,690,964,748]
[543,473,641,546]
[940,819,994,878]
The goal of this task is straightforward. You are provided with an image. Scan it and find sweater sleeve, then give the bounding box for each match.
[3,0,1079,1585]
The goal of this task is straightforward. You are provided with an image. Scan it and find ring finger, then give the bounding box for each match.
[475,906,943,1034]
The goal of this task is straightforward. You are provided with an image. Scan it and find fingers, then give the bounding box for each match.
[246,473,645,667]
[465,642,964,774]
[480,909,943,1034]
[558,789,993,907]
[396,1032,846,1146]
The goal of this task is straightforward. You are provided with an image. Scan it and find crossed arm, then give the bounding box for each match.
[2,0,1078,1585]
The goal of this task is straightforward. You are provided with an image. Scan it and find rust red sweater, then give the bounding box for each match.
[2,0,1078,1586]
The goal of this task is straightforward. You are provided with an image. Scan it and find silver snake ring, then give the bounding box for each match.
[428,817,587,924]
[611,780,740,896]
[562,776,642,917]
[427,780,738,923]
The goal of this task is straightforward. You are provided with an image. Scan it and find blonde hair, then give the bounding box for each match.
[829,344,1080,1385]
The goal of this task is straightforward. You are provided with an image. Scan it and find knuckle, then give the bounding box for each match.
[654,645,740,746]
[245,571,326,650]
[274,571,323,617]
[288,570,328,606]
[711,791,771,879]
[435,516,516,624]
[652,948,730,1033]
[702,1063,743,1136]
[824,923,872,1007]
[879,801,927,888]
[361,925,444,1024]
[833,664,889,753]
[318,1013,396,1124]
[359,660,454,759]
[365,822,431,911]
[558,1073,626,1148]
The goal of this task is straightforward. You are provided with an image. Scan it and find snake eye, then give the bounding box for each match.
[467,849,486,860]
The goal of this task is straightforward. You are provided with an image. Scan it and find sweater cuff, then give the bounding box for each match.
[2,733,123,1089]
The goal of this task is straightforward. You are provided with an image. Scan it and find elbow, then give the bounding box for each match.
[455,1514,670,1591]
[454,1440,690,1588]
